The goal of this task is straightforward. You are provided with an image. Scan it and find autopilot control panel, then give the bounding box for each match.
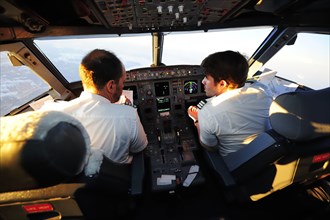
[124,65,207,192]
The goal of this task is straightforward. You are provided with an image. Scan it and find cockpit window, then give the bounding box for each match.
[0,51,50,116]
[162,27,273,65]
[262,33,330,89]
[34,34,153,83]
[34,28,272,83]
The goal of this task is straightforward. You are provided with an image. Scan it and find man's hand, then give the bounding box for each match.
[187,105,199,122]
[116,95,133,106]
[123,96,132,106]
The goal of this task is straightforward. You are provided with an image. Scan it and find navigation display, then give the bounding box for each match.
[155,82,170,97]
[184,80,198,94]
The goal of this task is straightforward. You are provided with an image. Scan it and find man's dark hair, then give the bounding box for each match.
[80,49,123,90]
[201,50,248,88]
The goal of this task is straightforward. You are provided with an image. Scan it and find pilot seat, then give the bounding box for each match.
[0,110,145,220]
[0,110,89,219]
[203,87,330,202]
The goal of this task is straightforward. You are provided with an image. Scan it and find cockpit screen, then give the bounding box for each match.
[156,97,171,112]
[184,80,198,94]
[155,82,170,97]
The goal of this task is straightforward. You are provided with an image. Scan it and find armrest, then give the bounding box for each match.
[130,151,145,196]
[223,132,278,171]
[203,150,236,187]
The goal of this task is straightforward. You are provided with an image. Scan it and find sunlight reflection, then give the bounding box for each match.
[242,134,258,144]
[269,101,288,114]
[311,122,330,134]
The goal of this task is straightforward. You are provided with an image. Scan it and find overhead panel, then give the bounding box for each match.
[84,0,246,31]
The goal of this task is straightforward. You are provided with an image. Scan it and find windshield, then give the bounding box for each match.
[0,52,50,116]
[162,27,272,65]
[34,34,153,82]
[34,27,273,83]
[262,33,330,89]
[2,26,328,116]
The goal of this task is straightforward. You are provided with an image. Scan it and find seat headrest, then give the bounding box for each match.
[270,87,330,141]
[0,110,91,192]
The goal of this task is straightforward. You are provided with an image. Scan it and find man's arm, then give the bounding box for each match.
[188,105,218,151]
[130,111,148,153]
[194,121,218,152]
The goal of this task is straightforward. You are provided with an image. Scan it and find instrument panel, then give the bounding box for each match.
[124,65,206,126]
[124,65,207,192]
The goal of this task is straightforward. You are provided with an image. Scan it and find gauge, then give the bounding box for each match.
[184,80,198,94]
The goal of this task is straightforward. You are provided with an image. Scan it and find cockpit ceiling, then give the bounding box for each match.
[0,0,330,39]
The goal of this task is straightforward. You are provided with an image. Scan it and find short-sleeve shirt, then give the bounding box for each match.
[198,82,273,157]
[41,91,148,163]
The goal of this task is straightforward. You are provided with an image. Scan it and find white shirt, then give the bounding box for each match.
[41,91,148,164]
[198,82,273,157]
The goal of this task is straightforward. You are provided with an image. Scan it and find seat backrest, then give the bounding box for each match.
[270,87,330,141]
[0,110,90,193]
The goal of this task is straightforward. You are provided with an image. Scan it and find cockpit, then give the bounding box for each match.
[1,0,330,219]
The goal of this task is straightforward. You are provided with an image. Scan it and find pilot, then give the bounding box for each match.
[187,50,272,157]
[41,49,148,175]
